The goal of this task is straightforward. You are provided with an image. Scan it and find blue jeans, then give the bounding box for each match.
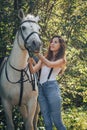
[38,80,66,130]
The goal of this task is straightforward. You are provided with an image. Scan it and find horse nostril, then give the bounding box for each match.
[32,40,42,51]
[33,40,36,47]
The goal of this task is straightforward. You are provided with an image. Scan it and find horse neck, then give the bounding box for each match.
[9,39,29,69]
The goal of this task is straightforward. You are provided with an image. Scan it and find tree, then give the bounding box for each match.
[0,0,87,129]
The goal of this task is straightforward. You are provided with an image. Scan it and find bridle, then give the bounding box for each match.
[5,20,40,106]
[17,20,40,56]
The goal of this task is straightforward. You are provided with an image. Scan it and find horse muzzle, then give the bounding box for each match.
[25,39,42,56]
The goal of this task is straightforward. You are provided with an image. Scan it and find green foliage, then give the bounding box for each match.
[0,0,87,129]
[39,107,87,130]
[62,107,87,130]
[1,105,87,130]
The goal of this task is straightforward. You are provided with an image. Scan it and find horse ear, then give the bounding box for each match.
[35,16,40,23]
[18,9,25,20]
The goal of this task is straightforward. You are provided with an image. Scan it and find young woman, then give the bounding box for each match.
[28,35,67,130]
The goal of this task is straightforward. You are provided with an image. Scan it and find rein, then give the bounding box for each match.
[5,60,36,106]
[5,61,30,84]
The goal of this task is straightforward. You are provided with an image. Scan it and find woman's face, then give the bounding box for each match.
[50,37,60,52]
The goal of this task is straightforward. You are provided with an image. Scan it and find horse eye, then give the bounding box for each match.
[22,26,26,31]
[39,28,41,33]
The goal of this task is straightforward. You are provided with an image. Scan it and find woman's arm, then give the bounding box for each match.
[28,58,42,74]
[37,53,66,68]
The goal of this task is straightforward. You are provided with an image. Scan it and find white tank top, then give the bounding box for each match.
[39,65,61,84]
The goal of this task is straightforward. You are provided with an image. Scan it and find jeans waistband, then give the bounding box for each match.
[39,80,57,86]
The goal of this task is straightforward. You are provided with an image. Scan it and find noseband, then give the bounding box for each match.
[18,20,40,56]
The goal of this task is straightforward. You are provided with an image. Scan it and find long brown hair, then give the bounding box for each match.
[46,35,66,61]
[46,35,66,74]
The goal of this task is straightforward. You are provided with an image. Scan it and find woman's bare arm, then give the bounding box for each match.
[37,53,66,68]
[28,58,42,74]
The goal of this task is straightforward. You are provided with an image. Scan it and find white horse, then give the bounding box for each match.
[0,9,41,130]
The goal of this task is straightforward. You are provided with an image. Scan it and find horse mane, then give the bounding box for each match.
[26,14,35,19]
[25,14,35,21]
[0,57,4,65]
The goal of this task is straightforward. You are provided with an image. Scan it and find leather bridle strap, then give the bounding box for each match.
[18,20,40,57]
[20,20,36,25]
[20,29,39,51]
[19,20,39,49]
[19,70,23,106]
[5,61,36,106]
[5,61,30,84]
[28,63,35,91]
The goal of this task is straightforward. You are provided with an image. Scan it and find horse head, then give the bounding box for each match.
[18,9,42,56]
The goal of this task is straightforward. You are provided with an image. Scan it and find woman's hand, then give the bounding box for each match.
[27,56,42,73]
[28,57,36,65]
[28,57,33,63]
[36,53,66,68]
[35,53,44,61]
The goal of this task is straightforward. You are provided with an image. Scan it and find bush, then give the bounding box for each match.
[62,107,87,130]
